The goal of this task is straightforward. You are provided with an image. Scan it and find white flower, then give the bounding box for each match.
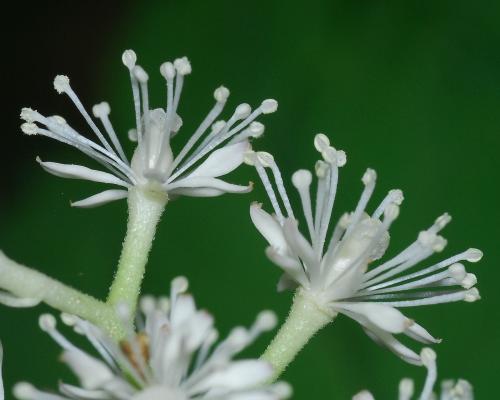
[20,50,277,208]
[247,134,482,365]
[353,348,474,400]
[13,277,290,400]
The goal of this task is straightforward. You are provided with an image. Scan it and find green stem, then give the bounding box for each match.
[0,251,124,339]
[106,186,168,314]
[262,289,337,381]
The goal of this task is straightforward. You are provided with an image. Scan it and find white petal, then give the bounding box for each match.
[198,360,273,391]
[169,176,251,192]
[336,303,411,334]
[59,383,109,399]
[132,386,187,400]
[362,326,421,365]
[266,247,308,288]
[37,158,129,187]
[277,273,300,292]
[282,219,317,275]
[71,190,128,208]
[0,291,40,307]
[61,349,114,390]
[250,204,288,252]
[187,140,250,179]
[405,322,441,344]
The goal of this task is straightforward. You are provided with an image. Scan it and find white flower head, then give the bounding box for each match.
[13,277,290,400]
[247,134,482,365]
[20,50,278,207]
[353,348,474,400]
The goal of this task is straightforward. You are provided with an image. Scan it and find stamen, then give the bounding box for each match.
[365,249,482,290]
[170,276,189,312]
[344,168,377,237]
[167,87,229,176]
[253,152,285,223]
[227,121,265,145]
[168,99,277,182]
[39,314,80,352]
[373,189,404,219]
[268,159,295,219]
[317,162,339,255]
[377,288,479,307]
[92,102,128,162]
[398,378,414,400]
[159,61,176,124]
[173,57,191,114]
[419,348,437,400]
[122,50,142,142]
[53,75,115,154]
[314,160,329,234]
[292,169,315,242]
[133,65,150,136]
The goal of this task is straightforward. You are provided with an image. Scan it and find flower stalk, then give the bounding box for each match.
[0,251,124,338]
[106,186,168,314]
[262,289,337,381]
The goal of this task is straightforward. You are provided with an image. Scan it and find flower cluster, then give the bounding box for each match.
[247,133,482,365]
[20,50,277,207]
[353,348,474,400]
[13,278,290,400]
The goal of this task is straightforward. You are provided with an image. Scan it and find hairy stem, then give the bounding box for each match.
[107,186,168,314]
[262,289,337,381]
[0,251,124,339]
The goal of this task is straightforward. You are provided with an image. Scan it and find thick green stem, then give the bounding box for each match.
[262,289,337,381]
[107,186,168,314]
[0,251,124,339]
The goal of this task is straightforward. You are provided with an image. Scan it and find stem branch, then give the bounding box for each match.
[262,289,337,381]
[106,186,167,314]
[0,251,124,338]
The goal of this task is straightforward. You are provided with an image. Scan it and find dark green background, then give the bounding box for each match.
[1,1,499,398]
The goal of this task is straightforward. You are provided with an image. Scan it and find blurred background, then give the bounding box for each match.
[1,1,499,398]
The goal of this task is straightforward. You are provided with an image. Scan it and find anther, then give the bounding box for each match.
[53,75,70,94]
[235,103,252,119]
[256,151,274,167]
[92,102,111,118]
[172,276,189,293]
[261,99,278,114]
[389,189,404,205]
[39,314,57,331]
[465,248,483,262]
[122,49,137,69]
[160,61,176,80]
[248,121,265,137]
[322,146,337,164]
[461,273,477,289]
[214,86,230,103]
[20,107,37,122]
[21,122,38,135]
[464,288,480,302]
[448,263,467,282]
[362,168,377,185]
[314,133,330,152]
[174,57,192,75]
[255,310,278,331]
[420,347,436,367]
[133,65,149,83]
[292,169,313,189]
[315,160,329,178]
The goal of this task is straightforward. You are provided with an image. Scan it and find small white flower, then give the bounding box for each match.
[13,277,290,400]
[353,348,474,400]
[20,50,277,207]
[247,134,482,365]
